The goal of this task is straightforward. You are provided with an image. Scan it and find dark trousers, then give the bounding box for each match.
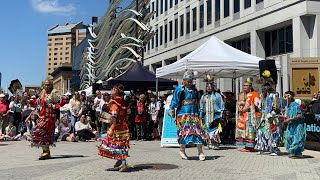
[136,122,146,140]
[77,129,96,141]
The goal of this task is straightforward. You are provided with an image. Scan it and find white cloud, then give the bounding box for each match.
[31,0,76,15]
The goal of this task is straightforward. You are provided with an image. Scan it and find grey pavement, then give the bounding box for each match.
[1,140,320,180]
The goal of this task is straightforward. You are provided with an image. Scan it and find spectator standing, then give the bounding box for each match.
[9,95,23,129]
[94,91,105,134]
[148,95,161,140]
[70,92,82,130]
[0,94,9,134]
[128,95,137,139]
[135,94,147,141]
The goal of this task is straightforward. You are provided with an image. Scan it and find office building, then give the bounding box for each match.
[145,0,320,98]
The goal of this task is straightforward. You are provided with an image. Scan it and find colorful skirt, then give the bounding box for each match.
[285,121,305,156]
[236,112,256,148]
[31,117,55,148]
[175,113,207,145]
[98,122,130,160]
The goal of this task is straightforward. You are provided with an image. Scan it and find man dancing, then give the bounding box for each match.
[168,71,207,161]
[31,79,60,160]
[200,75,224,150]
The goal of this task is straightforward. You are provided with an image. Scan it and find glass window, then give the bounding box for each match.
[256,0,264,4]
[148,41,150,50]
[278,28,285,54]
[156,0,159,17]
[48,38,52,41]
[224,0,229,18]
[49,48,51,51]
[180,15,184,36]
[66,57,69,60]
[169,21,173,41]
[48,43,52,46]
[164,24,168,43]
[49,58,51,60]
[160,0,163,14]
[170,0,173,8]
[207,0,212,25]
[200,4,204,28]
[215,0,220,21]
[152,2,155,19]
[66,52,70,55]
[175,18,178,39]
[193,7,197,31]
[160,26,163,45]
[152,36,155,49]
[230,37,251,54]
[244,0,251,9]
[186,11,190,34]
[271,30,278,56]
[156,28,159,47]
[54,48,58,50]
[234,0,240,13]
[54,53,57,55]
[286,26,293,52]
[54,63,57,65]
[165,0,168,11]
[175,0,178,5]
[265,25,293,56]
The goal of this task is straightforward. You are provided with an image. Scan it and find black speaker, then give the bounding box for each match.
[259,60,278,84]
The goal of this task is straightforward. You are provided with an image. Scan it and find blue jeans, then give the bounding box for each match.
[71,115,79,132]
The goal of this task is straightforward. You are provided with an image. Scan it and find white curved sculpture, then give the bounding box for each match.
[80,0,154,89]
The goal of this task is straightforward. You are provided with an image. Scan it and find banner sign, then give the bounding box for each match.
[304,113,320,151]
[160,108,179,147]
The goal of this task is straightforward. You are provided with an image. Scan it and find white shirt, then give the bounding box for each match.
[149,101,160,121]
[9,101,23,113]
[75,121,92,132]
[94,96,105,113]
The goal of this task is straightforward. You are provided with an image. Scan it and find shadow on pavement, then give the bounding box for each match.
[0,143,8,146]
[188,155,223,160]
[214,146,238,150]
[51,155,88,159]
[116,163,179,172]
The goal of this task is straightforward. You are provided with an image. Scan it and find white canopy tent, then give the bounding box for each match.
[156,36,266,79]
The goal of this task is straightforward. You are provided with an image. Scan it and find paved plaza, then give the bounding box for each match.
[1,140,320,180]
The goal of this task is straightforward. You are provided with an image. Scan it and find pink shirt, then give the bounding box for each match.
[0,101,9,117]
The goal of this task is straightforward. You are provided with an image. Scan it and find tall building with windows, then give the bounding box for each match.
[46,22,87,79]
[145,0,320,98]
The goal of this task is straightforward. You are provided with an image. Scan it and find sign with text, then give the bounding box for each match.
[292,68,318,97]
[304,113,320,151]
[160,108,179,147]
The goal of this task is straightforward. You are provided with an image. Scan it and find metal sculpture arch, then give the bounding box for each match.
[80,0,154,89]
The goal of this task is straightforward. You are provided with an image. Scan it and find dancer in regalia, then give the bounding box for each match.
[31,79,60,160]
[168,71,207,161]
[282,91,305,158]
[200,75,224,150]
[97,84,130,172]
[255,70,282,155]
[236,77,261,152]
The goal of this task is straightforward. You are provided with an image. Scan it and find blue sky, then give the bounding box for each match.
[0,0,131,92]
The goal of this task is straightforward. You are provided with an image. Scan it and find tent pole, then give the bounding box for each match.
[156,78,159,98]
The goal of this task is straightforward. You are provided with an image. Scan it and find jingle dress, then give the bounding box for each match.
[98,96,130,160]
[170,85,207,145]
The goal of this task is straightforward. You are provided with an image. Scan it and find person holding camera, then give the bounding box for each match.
[200,75,224,150]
